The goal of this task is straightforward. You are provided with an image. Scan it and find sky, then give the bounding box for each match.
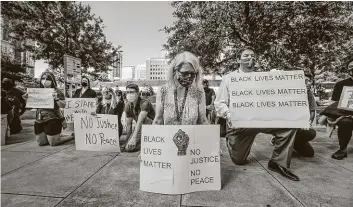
[34,1,175,77]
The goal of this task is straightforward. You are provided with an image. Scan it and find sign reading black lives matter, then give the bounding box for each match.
[64,98,96,123]
[140,125,221,194]
[338,86,353,112]
[74,114,120,152]
[229,70,310,128]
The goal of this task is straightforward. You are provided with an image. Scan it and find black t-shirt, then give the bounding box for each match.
[204,87,215,106]
[124,97,155,121]
[331,78,353,101]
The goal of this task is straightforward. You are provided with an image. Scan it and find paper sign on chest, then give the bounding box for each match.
[228,70,310,128]
[64,98,96,123]
[26,88,54,109]
[140,125,221,194]
[74,114,120,152]
[338,86,353,112]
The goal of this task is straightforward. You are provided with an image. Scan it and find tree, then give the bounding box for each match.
[163,2,353,77]
[1,1,121,74]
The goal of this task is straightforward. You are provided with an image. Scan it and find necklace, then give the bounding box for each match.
[174,87,189,124]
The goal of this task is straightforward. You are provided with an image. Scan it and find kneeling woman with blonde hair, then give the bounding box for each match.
[153,51,208,125]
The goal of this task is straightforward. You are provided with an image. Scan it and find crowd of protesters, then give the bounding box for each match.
[1,47,352,182]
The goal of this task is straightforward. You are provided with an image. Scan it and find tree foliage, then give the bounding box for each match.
[1,1,121,74]
[163,1,353,76]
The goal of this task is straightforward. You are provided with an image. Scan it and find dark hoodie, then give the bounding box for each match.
[73,76,97,98]
[36,72,65,123]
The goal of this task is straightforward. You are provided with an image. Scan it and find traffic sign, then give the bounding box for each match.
[64,55,81,77]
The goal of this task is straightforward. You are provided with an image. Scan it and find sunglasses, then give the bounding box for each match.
[178,70,198,77]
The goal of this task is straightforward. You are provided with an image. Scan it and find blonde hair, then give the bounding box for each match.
[167,51,203,89]
[102,87,118,111]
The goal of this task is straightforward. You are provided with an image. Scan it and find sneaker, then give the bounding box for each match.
[331,149,347,160]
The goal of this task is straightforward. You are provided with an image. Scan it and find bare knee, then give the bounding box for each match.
[36,133,48,146]
[47,134,61,146]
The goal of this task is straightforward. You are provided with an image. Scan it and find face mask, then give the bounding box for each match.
[127,93,137,103]
[177,75,194,87]
[41,80,52,88]
[81,82,88,87]
[241,58,255,68]
[248,58,255,68]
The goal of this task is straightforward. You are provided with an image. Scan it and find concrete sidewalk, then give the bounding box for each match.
[1,111,352,207]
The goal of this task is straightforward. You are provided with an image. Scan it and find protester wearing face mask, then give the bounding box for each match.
[153,51,208,126]
[214,46,300,181]
[124,83,155,152]
[92,87,124,137]
[23,72,72,146]
[73,76,97,98]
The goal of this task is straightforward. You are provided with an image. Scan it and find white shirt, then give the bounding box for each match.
[214,69,245,119]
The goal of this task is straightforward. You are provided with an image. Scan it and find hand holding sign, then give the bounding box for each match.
[338,86,353,112]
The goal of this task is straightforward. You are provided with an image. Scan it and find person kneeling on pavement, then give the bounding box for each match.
[124,84,155,152]
[270,72,317,157]
[215,46,299,181]
[23,72,72,146]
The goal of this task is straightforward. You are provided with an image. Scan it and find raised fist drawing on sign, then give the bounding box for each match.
[173,129,190,156]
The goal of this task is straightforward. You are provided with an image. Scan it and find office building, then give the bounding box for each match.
[135,64,146,80]
[121,66,135,79]
[112,52,123,78]
[146,57,169,80]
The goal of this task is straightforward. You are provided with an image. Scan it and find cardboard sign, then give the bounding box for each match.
[140,125,221,194]
[64,98,97,123]
[26,88,54,109]
[228,70,310,128]
[1,114,8,146]
[74,114,120,152]
[338,86,353,112]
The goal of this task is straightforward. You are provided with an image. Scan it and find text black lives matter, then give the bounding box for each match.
[142,135,172,169]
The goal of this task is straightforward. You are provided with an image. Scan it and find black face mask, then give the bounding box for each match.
[177,76,194,87]
[81,82,88,87]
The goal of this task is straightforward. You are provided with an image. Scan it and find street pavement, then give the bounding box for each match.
[1,111,353,207]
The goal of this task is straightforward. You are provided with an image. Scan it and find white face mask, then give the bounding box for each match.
[127,93,137,103]
[41,80,52,88]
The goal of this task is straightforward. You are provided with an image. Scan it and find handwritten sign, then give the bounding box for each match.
[140,125,221,194]
[26,88,54,109]
[64,98,96,123]
[228,70,310,128]
[338,86,353,112]
[74,114,120,152]
[1,114,8,146]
